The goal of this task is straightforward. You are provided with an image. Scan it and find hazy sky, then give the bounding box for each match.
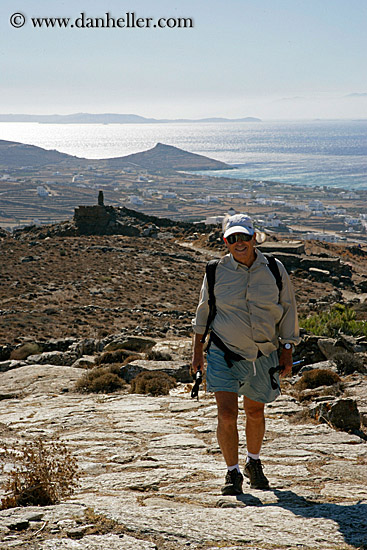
[1,0,366,119]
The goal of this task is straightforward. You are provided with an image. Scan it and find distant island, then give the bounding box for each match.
[0,113,261,124]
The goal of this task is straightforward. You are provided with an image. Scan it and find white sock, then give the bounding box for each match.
[227,464,240,473]
[246,452,260,463]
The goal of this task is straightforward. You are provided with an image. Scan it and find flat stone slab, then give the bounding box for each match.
[0,364,82,396]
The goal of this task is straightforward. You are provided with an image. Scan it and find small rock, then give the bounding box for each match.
[71,355,96,368]
[66,524,95,539]
[4,518,30,531]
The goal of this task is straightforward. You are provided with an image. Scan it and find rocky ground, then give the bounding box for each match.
[1,223,367,549]
[1,222,367,348]
[0,232,206,346]
[0,335,366,550]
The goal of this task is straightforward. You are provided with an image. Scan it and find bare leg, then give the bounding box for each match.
[243,396,265,455]
[215,391,239,466]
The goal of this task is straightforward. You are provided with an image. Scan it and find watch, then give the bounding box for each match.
[283,343,292,350]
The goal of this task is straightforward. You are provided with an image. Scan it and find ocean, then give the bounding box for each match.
[0,120,366,190]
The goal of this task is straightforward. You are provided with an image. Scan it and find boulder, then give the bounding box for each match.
[26,350,78,366]
[71,355,97,369]
[103,336,156,353]
[293,335,325,367]
[337,334,367,354]
[317,338,346,359]
[310,399,361,432]
[70,338,102,357]
[120,359,191,383]
[10,342,43,360]
[42,338,76,352]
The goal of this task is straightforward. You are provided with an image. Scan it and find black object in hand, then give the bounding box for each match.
[191,369,202,400]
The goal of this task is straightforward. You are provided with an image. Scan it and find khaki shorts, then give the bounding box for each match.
[206,342,280,403]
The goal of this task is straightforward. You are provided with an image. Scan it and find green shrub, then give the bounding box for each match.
[296,368,341,391]
[0,438,79,509]
[75,365,125,393]
[130,371,176,396]
[333,351,366,375]
[300,304,367,338]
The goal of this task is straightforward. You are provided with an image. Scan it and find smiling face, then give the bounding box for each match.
[224,232,257,267]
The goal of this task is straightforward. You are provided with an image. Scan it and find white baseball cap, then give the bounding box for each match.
[223,213,255,239]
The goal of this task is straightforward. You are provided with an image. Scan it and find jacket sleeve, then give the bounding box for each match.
[277,261,301,346]
[191,274,210,334]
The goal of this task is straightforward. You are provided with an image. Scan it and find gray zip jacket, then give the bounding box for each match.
[192,250,300,361]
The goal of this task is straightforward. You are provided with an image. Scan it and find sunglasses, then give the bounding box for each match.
[226,233,254,245]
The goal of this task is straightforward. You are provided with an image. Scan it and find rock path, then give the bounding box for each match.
[0,360,366,549]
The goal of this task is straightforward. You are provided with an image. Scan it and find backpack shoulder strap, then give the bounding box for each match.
[263,253,283,295]
[200,259,219,343]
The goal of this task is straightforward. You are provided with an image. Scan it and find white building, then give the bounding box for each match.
[37,186,49,197]
[339,191,359,199]
[304,232,340,243]
[205,215,225,225]
[345,217,360,226]
[129,196,144,206]
[309,200,324,211]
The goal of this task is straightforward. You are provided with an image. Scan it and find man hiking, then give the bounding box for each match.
[192,213,299,495]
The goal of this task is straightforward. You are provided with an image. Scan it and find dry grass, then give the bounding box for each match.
[130,371,176,396]
[295,369,342,391]
[96,349,140,365]
[0,437,79,509]
[74,365,126,393]
[145,349,173,361]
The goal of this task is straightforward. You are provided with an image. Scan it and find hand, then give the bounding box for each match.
[191,333,205,376]
[191,349,205,376]
[279,348,293,378]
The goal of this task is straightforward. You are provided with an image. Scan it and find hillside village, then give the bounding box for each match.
[0,141,366,245]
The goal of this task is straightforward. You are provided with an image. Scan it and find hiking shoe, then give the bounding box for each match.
[221,469,244,496]
[244,458,270,489]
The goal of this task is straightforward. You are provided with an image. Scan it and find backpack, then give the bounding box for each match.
[200,253,283,344]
